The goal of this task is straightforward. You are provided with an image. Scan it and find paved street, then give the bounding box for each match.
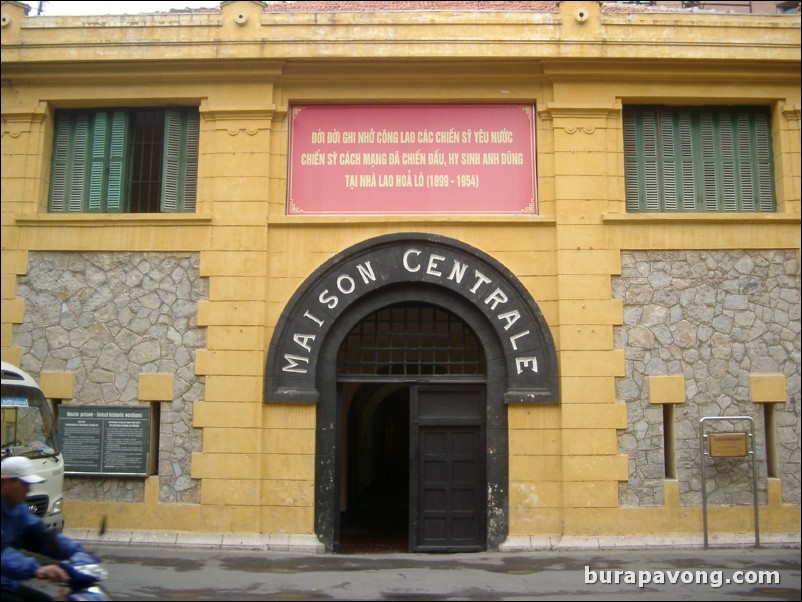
[43,543,801,601]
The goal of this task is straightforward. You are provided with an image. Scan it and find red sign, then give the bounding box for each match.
[288,104,537,215]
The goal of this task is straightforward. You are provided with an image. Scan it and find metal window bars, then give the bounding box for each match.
[337,303,486,377]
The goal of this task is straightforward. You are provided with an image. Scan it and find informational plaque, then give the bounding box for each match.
[288,104,537,215]
[58,405,151,476]
[708,432,749,457]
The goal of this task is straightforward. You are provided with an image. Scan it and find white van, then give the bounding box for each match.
[1,361,65,531]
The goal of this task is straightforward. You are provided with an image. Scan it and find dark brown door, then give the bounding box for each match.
[411,386,486,552]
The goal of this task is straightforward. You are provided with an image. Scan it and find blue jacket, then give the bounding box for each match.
[1,498,81,593]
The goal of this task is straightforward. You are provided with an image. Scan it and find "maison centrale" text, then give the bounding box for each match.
[281,247,539,376]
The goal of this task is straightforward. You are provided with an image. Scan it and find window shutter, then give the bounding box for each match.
[753,111,774,211]
[67,114,91,212]
[161,108,199,213]
[183,111,200,213]
[640,109,661,212]
[677,111,697,211]
[161,110,182,212]
[659,111,679,211]
[88,111,109,212]
[624,108,661,212]
[699,112,720,212]
[623,110,641,211]
[736,113,755,211]
[50,115,73,212]
[719,112,739,212]
[50,113,91,213]
[87,110,129,212]
[106,111,129,212]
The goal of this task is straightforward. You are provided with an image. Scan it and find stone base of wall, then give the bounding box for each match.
[614,250,801,507]
[63,528,798,552]
[500,533,800,551]
[64,528,325,553]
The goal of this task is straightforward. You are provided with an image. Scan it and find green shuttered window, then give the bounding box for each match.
[624,107,774,213]
[49,108,199,213]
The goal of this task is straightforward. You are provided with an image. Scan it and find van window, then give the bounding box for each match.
[1,384,59,458]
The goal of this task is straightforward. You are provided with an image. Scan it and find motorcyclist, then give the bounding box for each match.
[1,456,83,601]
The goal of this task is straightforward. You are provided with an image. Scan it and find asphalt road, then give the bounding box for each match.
[40,543,801,601]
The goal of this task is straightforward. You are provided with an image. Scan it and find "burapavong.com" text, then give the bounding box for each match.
[584,566,780,589]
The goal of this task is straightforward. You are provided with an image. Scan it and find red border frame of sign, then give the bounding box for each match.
[287,104,537,215]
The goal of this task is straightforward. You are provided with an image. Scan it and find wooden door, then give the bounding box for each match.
[411,386,486,552]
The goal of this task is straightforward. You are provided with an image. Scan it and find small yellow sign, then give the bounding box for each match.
[709,433,749,457]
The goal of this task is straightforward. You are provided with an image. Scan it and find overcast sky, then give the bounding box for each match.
[33,2,222,16]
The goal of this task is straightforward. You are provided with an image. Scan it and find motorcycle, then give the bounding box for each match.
[56,550,112,601]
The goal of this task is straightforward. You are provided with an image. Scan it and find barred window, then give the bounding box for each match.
[337,303,486,377]
[49,107,199,213]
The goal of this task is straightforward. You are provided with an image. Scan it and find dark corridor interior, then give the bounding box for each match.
[339,387,410,554]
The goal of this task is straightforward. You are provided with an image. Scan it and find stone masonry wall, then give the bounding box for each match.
[614,250,801,507]
[14,252,207,504]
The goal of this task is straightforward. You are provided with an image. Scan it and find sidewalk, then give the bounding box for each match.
[65,528,800,553]
[57,537,801,601]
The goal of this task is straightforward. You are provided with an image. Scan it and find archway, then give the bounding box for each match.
[265,233,559,552]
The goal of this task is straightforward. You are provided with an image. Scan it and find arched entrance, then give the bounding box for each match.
[337,302,487,553]
[265,233,559,553]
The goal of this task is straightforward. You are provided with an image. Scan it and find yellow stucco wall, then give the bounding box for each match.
[1,0,800,547]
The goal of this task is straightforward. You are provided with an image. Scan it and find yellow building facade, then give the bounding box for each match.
[1,0,799,552]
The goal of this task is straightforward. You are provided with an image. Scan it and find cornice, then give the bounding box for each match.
[540,59,801,83]
[1,59,287,84]
[538,102,621,121]
[2,9,798,65]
